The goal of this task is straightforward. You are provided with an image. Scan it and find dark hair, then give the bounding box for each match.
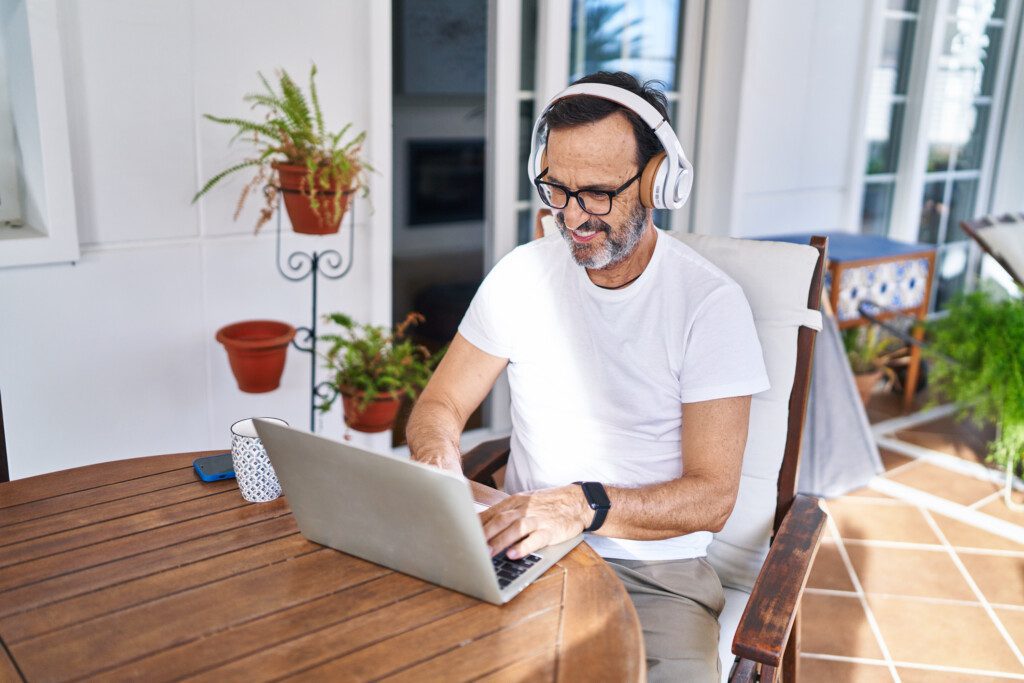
[541,71,670,171]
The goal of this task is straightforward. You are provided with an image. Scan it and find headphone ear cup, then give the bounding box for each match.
[639,152,667,209]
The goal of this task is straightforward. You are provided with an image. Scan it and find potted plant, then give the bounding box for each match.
[216,320,296,393]
[926,290,1024,510]
[192,64,370,235]
[318,312,444,433]
[843,325,902,405]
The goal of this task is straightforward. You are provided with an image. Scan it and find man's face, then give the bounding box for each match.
[544,111,648,269]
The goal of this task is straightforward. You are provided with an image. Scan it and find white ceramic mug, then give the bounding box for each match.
[230,417,288,503]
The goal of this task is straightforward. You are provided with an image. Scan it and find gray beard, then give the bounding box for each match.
[557,202,648,269]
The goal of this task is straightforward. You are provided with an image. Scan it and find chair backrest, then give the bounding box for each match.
[667,233,826,592]
[1,388,8,483]
[961,212,1024,289]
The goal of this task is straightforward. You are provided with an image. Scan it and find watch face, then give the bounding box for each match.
[582,482,610,508]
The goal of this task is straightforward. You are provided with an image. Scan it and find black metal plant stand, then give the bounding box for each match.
[270,186,356,431]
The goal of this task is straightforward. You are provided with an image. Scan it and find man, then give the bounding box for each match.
[406,71,768,681]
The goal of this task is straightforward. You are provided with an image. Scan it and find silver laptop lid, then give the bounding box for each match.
[253,419,504,603]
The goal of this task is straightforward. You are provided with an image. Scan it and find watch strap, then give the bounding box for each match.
[574,481,610,532]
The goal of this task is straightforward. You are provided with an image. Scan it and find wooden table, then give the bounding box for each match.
[0,452,643,682]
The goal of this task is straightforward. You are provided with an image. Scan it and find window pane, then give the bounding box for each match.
[918,181,947,244]
[879,19,917,95]
[521,0,538,91]
[570,0,683,88]
[945,178,979,243]
[948,0,1000,20]
[954,103,990,170]
[518,208,534,245]
[887,0,920,11]
[866,102,905,174]
[937,13,1001,100]
[519,99,535,201]
[980,25,1003,96]
[934,244,970,310]
[861,182,895,236]
[992,0,1007,18]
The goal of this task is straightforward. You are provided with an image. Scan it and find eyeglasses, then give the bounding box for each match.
[533,168,643,217]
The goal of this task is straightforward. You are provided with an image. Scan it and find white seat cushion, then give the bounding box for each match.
[668,233,822,592]
[718,587,751,683]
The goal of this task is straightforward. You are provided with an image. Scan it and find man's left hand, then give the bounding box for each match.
[479,485,591,559]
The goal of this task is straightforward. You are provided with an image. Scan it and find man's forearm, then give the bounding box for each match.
[595,474,736,539]
[406,396,465,473]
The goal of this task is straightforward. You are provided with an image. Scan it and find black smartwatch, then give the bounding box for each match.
[574,481,611,532]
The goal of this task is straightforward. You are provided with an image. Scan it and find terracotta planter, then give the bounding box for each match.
[216,320,296,393]
[341,389,403,433]
[854,369,883,406]
[273,162,352,235]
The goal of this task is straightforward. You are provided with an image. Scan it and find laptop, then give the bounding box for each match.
[253,419,583,605]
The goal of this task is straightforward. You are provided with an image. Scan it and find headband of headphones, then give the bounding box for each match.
[527,82,694,210]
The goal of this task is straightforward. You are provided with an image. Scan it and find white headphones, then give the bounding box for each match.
[528,83,694,211]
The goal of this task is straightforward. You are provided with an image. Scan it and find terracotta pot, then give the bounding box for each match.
[273,162,352,235]
[216,320,296,393]
[341,389,403,433]
[854,369,883,406]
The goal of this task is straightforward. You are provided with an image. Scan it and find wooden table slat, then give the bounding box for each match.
[0,468,201,528]
[99,573,431,682]
[382,608,560,682]
[0,479,236,547]
[11,550,388,682]
[0,641,22,683]
[0,499,290,593]
[3,533,315,643]
[0,453,214,509]
[0,514,296,620]
[0,490,246,569]
[284,572,565,681]
[475,644,558,682]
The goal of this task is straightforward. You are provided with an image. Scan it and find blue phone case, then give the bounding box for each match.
[193,453,235,482]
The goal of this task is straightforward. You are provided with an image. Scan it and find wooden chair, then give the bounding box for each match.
[960,212,1024,289]
[462,225,829,682]
[1,388,8,483]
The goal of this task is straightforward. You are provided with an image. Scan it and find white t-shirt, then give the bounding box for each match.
[458,229,770,560]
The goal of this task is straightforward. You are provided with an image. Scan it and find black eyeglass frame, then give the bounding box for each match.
[533,167,643,216]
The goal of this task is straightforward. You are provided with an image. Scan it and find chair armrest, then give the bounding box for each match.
[461,436,511,487]
[732,494,827,667]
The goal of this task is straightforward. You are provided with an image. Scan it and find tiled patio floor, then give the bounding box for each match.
[800,391,1024,681]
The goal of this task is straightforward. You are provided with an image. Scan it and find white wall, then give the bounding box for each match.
[696,0,871,239]
[0,0,388,478]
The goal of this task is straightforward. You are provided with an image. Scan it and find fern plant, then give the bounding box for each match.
[318,312,445,412]
[926,290,1024,510]
[191,64,370,232]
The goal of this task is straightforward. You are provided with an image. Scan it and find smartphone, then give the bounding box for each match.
[193,452,235,482]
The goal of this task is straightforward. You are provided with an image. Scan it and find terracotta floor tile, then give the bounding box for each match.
[866,391,931,424]
[932,513,1024,553]
[800,592,884,659]
[845,545,975,600]
[867,595,1024,673]
[894,415,995,464]
[994,608,1024,650]
[957,552,1024,606]
[896,667,1015,682]
[880,448,915,472]
[845,487,897,500]
[887,463,1001,506]
[799,656,894,681]
[977,493,1024,528]
[807,543,855,592]
[825,499,940,544]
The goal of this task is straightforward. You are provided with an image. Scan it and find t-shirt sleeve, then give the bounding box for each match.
[679,283,771,403]
[457,254,519,359]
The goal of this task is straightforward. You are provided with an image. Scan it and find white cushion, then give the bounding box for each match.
[976,218,1024,285]
[668,233,822,591]
[718,587,752,683]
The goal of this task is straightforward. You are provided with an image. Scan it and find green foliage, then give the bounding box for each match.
[318,312,446,413]
[191,64,370,232]
[926,290,1024,470]
[842,325,902,375]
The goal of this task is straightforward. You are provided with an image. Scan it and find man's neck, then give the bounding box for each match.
[586,223,658,289]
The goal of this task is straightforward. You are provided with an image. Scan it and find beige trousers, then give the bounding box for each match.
[606,557,725,683]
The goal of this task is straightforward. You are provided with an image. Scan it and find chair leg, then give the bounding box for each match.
[782,607,800,682]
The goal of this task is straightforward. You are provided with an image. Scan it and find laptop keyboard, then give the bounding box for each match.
[492,551,542,589]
